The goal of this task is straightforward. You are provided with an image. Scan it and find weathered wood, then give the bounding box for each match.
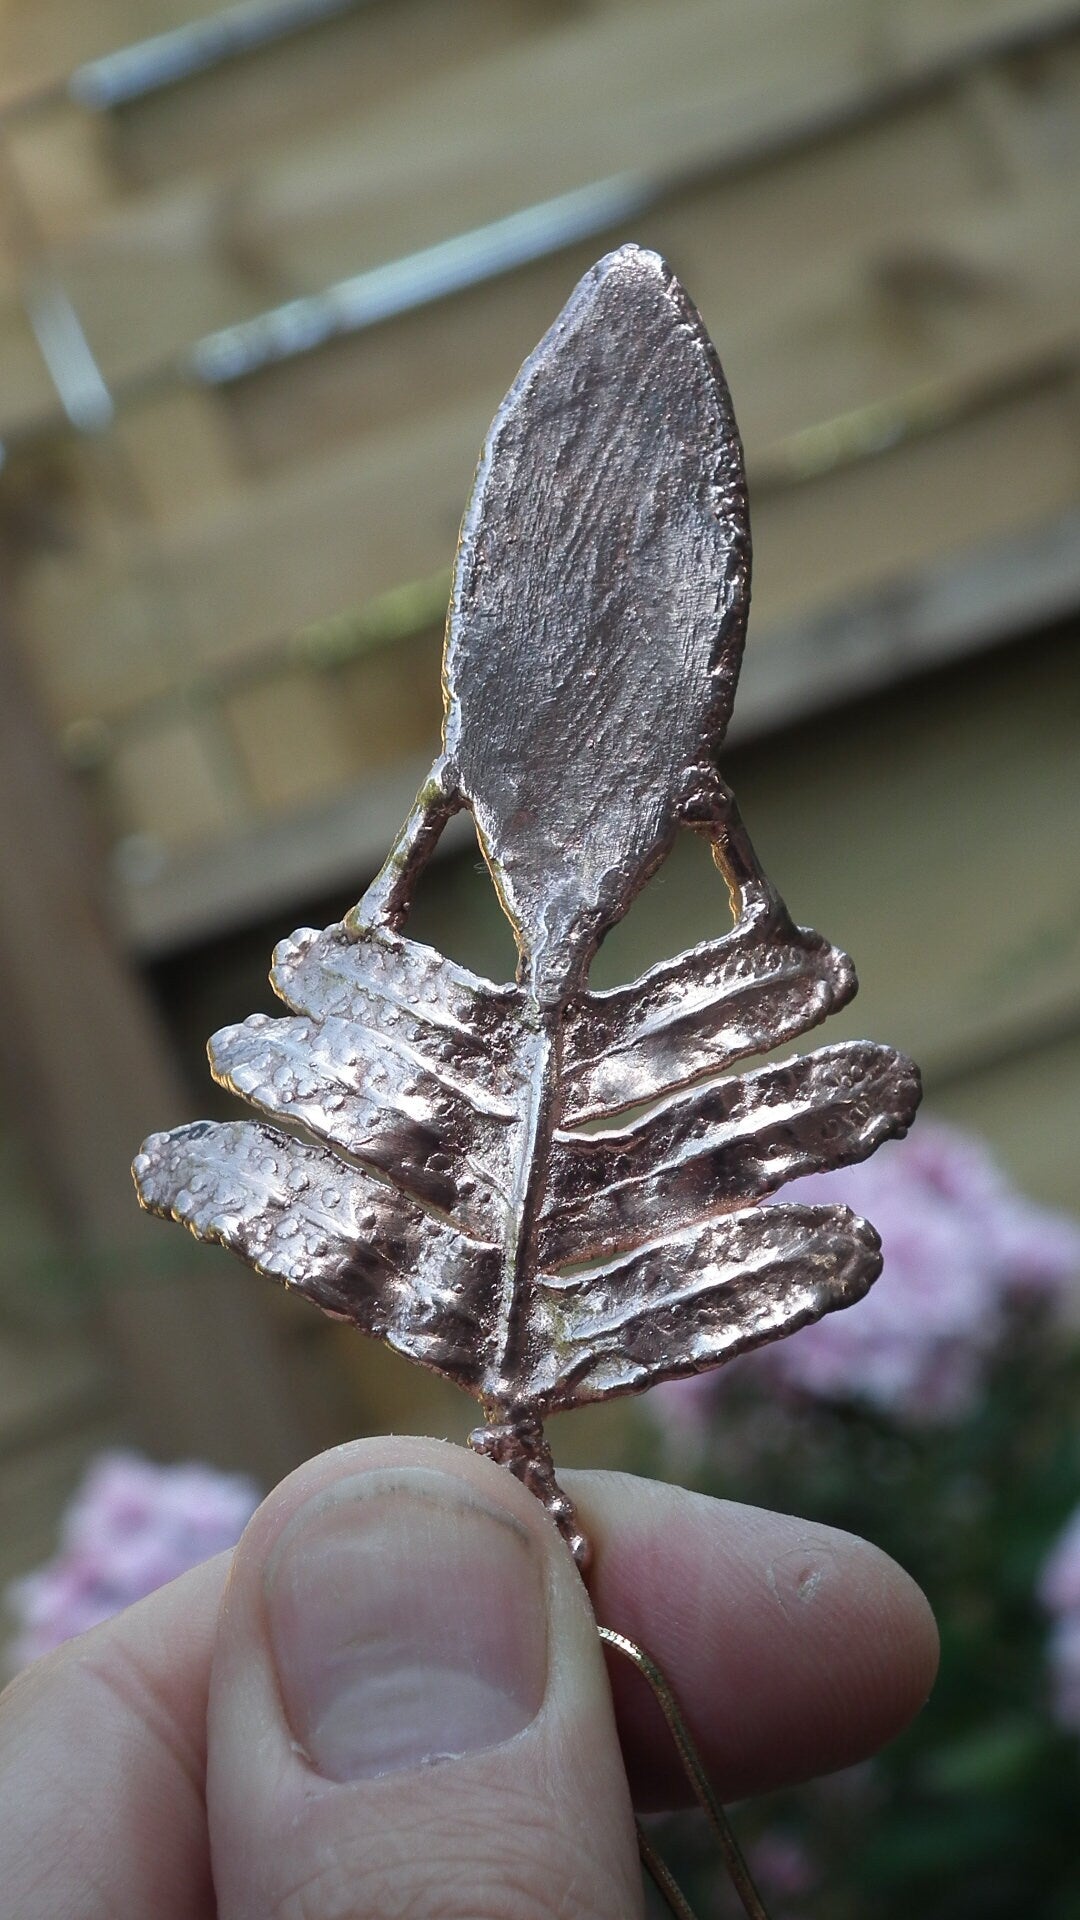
[0,0,340,112]
[0,0,1076,1022]
[113,746,464,953]
[0,636,311,1478]
[931,1024,1080,1216]
[0,1424,121,1589]
[15,396,487,720]
[18,330,1079,732]
[750,375,1080,626]
[109,508,1080,959]
[0,0,1076,1587]
[2,0,1078,423]
[732,505,1080,740]
[212,87,1007,477]
[587,630,1080,1103]
[110,0,559,189]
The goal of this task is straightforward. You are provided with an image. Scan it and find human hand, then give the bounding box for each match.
[0,1435,937,1918]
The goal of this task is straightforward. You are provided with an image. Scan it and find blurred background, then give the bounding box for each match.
[0,0,1078,1911]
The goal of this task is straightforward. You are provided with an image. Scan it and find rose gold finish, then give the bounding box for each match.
[600,1626,769,1920]
[133,245,920,1557]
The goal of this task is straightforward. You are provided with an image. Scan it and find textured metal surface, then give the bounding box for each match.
[445,247,749,1006]
[541,1042,921,1268]
[134,245,921,1561]
[134,1117,500,1387]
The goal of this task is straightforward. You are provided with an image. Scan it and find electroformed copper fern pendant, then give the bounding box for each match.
[134,245,920,1920]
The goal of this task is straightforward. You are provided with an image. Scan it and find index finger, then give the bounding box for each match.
[568,1467,937,1808]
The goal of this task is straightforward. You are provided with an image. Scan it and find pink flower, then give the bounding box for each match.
[1040,1506,1080,1731]
[1039,1507,1080,1618]
[750,1830,817,1899]
[1045,1616,1080,1731]
[657,1118,1080,1429]
[5,1451,260,1671]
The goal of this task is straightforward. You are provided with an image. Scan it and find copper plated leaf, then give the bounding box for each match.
[134,245,921,1559]
[443,247,751,1004]
[527,1203,882,1412]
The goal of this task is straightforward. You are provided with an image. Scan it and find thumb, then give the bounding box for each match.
[208,1435,643,1920]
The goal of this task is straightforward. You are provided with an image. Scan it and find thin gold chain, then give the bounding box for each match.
[598,1626,771,1920]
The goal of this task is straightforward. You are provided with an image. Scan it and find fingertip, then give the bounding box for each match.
[0,1551,230,1920]
[822,1524,939,1734]
[566,1471,938,1805]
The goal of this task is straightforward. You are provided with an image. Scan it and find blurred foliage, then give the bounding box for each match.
[641,1308,1080,1918]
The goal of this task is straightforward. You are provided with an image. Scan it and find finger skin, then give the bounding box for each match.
[0,1439,938,1919]
[0,1550,228,1920]
[209,1437,643,1920]
[568,1469,938,1808]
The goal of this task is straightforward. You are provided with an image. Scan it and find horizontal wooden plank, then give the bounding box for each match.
[749,375,1080,628]
[930,1023,1080,1216]
[0,0,224,110]
[110,505,1080,955]
[225,631,442,814]
[211,86,1007,479]
[105,711,253,849]
[14,394,487,721]
[0,1333,112,1459]
[18,372,1080,834]
[731,505,1080,743]
[111,388,242,522]
[110,748,457,950]
[589,633,1080,1095]
[3,0,1079,419]
[108,0,565,191]
[4,0,1076,123]
[1,42,1052,444]
[0,1422,123,1590]
[16,203,1080,729]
